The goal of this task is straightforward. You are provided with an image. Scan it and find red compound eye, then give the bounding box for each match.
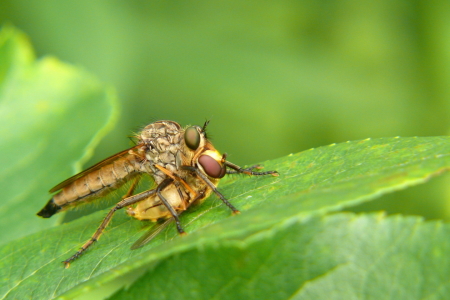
[198,155,226,178]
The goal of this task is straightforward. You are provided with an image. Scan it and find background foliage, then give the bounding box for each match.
[1,1,450,299]
[1,1,450,219]
[2,1,450,221]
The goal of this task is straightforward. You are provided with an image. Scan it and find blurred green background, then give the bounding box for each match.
[1,1,450,220]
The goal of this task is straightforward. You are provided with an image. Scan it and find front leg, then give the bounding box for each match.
[225,161,279,176]
[226,164,261,174]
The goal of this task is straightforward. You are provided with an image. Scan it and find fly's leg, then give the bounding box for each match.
[130,190,204,251]
[130,217,175,250]
[226,164,261,174]
[181,166,240,214]
[225,161,279,176]
[182,162,278,215]
[142,180,204,214]
[155,164,200,200]
[156,178,186,235]
[63,188,159,268]
[143,180,188,213]
[173,180,188,210]
[122,176,141,199]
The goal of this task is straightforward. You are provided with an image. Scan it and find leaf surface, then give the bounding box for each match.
[0,26,118,245]
[2,135,450,299]
[110,213,450,300]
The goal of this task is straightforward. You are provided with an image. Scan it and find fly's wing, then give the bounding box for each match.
[49,145,143,193]
[131,217,174,250]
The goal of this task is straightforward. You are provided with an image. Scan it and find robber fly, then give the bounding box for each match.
[37,120,278,268]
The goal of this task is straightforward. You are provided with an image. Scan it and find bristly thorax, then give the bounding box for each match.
[138,121,184,184]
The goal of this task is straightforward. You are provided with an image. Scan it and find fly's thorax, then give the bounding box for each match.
[138,121,184,183]
[139,120,182,141]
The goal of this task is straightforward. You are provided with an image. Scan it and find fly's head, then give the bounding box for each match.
[182,121,227,184]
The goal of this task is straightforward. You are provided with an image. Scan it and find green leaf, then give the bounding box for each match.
[109,213,450,300]
[2,25,450,300]
[0,26,119,246]
[2,135,450,299]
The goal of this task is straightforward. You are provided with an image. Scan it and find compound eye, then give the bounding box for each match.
[199,155,226,178]
[184,126,200,150]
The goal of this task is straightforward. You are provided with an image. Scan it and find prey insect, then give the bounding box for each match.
[37,120,278,268]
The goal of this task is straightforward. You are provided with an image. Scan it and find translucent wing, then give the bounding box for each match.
[49,145,143,193]
[131,217,174,250]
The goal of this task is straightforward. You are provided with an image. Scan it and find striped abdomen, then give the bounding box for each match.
[37,153,145,218]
